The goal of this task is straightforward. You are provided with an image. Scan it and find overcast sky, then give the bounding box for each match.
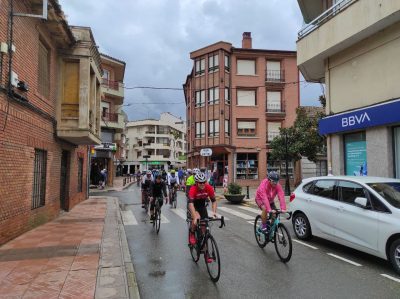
[59,0,322,121]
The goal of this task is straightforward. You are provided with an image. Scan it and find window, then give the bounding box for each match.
[208,54,219,72]
[195,58,205,75]
[267,122,281,142]
[266,61,282,82]
[38,40,50,98]
[32,149,47,209]
[78,158,83,192]
[267,158,294,179]
[236,153,258,179]
[225,87,230,104]
[394,127,400,178]
[225,119,230,137]
[102,69,110,80]
[267,91,282,112]
[237,120,256,136]
[303,182,314,193]
[237,59,256,75]
[195,121,205,138]
[208,119,219,137]
[237,90,256,106]
[338,181,366,205]
[367,182,400,209]
[311,180,337,200]
[208,87,219,105]
[368,192,390,213]
[224,55,230,71]
[344,132,367,176]
[195,90,205,107]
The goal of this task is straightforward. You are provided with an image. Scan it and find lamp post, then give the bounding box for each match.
[143,155,150,171]
[284,131,291,196]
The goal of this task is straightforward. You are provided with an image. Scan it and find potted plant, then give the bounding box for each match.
[224,183,246,203]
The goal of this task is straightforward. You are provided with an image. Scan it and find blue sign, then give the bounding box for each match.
[319,99,400,135]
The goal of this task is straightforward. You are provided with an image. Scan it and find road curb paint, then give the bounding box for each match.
[327,253,362,267]
[380,274,400,283]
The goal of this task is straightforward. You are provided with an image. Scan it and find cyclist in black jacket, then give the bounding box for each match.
[149,175,168,221]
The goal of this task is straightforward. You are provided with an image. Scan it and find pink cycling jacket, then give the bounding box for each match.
[255,179,286,212]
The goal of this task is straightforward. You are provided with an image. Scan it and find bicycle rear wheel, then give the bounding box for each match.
[274,223,292,263]
[254,215,267,248]
[205,235,221,282]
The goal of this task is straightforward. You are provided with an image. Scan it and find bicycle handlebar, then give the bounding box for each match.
[268,210,292,220]
[191,216,225,228]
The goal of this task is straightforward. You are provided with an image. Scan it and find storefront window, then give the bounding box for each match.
[344,132,367,176]
[394,127,400,179]
[267,154,294,179]
[236,153,258,179]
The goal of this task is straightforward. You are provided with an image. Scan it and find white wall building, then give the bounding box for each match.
[125,113,186,172]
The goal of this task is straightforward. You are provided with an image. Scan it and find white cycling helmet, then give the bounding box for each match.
[193,168,199,174]
[194,172,207,183]
[146,170,152,175]
[187,168,192,173]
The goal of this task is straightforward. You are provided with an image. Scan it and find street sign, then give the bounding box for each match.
[200,148,212,157]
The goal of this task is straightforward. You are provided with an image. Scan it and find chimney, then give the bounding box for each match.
[242,32,252,49]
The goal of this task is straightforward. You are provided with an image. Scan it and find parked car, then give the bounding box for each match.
[291,176,400,274]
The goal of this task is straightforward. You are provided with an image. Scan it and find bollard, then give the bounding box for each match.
[246,186,250,199]
[123,178,126,186]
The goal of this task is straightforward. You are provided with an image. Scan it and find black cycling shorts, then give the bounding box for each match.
[150,197,163,210]
[194,204,208,220]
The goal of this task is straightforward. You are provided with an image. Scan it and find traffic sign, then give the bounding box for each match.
[200,148,212,156]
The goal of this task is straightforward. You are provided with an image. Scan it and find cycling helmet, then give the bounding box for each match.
[155,174,163,180]
[193,168,200,174]
[170,169,176,174]
[146,170,152,175]
[268,171,280,183]
[194,172,207,183]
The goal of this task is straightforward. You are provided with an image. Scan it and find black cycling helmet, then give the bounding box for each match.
[268,171,280,183]
[194,172,207,183]
[155,174,163,180]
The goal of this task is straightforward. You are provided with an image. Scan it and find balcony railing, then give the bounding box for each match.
[267,132,280,143]
[266,70,285,82]
[102,112,118,122]
[102,79,121,91]
[266,104,285,113]
[298,0,355,39]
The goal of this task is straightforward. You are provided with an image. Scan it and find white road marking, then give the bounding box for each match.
[293,239,318,250]
[238,206,260,214]
[218,207,254,220]
[247,221,254,225]
[121,210,138,226]
[380,274,400,283]
[160,214,170,224]
[327,253,362,266]
[171,208,188,220]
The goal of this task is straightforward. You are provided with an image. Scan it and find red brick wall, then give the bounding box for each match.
[0,2,88,245]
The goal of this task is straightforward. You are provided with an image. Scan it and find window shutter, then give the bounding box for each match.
[38,41,49,98]
[237,90,256,106]
[237,59,255,75]
[267,91,281,111]
[238,121,256,129]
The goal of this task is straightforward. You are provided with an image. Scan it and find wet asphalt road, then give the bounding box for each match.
[92,185,400,299]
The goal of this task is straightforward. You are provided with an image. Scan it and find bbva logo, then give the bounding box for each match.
[341,112,371,127]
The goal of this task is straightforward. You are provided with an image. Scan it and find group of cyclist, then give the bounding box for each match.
[138,164,286,248]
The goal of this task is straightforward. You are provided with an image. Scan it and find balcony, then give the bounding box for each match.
[266,104,286,119]
[101,79,124,104]
[297,0,400,81]
[267,131,280,143]
[265,70,285,83]
[100,112,124,132]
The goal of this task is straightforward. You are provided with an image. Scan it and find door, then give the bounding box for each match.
[335,181,379,252]
[307,180,339,238]
[60,150,70,211]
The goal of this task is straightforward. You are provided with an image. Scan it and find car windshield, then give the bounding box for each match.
[367,182,400,209]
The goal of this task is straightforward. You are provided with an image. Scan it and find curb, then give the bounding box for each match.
[116,199,141,299]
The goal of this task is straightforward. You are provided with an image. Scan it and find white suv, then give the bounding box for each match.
[291,176,400,274]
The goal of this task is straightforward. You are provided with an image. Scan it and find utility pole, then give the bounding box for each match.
[284,131,291,196]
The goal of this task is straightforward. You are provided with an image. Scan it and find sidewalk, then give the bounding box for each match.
[91,176,137,193]
[0,197,139,299]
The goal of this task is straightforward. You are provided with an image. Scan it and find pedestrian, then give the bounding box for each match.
[100,168,107,189]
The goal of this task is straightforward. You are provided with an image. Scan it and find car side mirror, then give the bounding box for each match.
[354,197,368,208]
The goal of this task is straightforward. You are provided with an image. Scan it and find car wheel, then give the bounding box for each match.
[389,239,400,275]
[292,212,312,240]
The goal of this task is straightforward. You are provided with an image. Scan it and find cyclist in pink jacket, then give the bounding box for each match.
[255,172,286,232]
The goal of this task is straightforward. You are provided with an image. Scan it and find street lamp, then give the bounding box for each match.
[284,131,291,196]
[143,155,150,171]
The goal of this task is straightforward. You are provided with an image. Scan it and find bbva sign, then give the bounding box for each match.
[341,112,371,128]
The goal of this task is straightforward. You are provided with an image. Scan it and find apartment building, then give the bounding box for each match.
[297,0,400,177]
[90,54,126,187]
[184,33,299,186]
[0,1,102,244]
[126,113,186,172]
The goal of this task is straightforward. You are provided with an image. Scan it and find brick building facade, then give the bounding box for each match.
[184,33,299,186]
[0,1,102,245]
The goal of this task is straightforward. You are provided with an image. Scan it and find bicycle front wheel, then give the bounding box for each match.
[205,235,221,282]
[254,215,267,248]
[155,209,161,234]
[274,223,292,263]
[173,192,177,208]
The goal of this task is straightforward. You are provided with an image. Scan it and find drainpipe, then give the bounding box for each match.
[87,145,91,199]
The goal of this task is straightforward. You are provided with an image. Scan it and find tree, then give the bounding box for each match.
[269,107,326,164]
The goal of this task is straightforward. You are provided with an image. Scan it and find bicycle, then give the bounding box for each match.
[151,196,162,234]
[187,216,225,282]
[142,189,150,213]
[254,210,293,263]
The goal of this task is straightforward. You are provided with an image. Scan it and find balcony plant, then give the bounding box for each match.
[224,183,246,203]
